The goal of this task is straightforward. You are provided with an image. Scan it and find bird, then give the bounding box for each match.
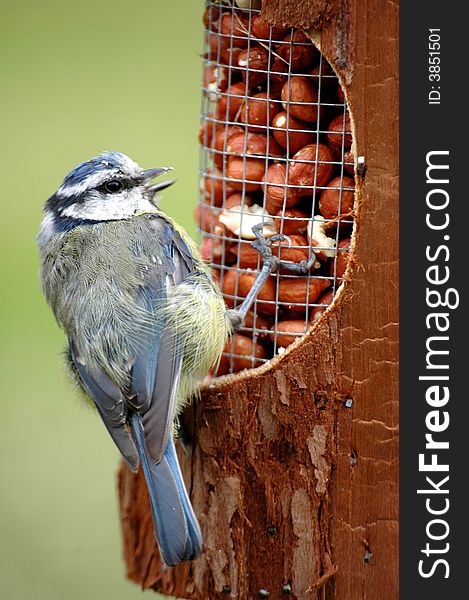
[37,151,300,566]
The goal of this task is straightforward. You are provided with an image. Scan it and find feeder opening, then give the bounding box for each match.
[196,0,355,375]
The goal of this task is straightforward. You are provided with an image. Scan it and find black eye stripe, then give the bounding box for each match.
[97,176,141,194]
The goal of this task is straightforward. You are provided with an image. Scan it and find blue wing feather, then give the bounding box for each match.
[130,284,166,412]
[68,341,139,471]
[129,215,202,563]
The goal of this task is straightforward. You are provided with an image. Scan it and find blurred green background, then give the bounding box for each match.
[0,1,203,598]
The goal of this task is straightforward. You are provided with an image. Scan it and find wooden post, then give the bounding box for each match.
[118,1,398,598]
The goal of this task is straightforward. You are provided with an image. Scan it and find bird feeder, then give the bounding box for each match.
[118,1,398,598]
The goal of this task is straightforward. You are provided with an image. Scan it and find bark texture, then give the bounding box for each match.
[118,1,399,598]
[260,0,342,30]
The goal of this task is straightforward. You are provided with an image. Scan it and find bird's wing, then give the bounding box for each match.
[67,215,194,468]
[68,340,139,471]
[129,215,194,465]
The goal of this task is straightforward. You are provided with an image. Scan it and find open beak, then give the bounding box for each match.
[143,167,176,198]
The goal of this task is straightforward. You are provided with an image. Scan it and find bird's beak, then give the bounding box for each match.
[143,167,173,181]
[143,167,176,198]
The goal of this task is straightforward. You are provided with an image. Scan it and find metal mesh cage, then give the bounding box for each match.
[197,0,355,375]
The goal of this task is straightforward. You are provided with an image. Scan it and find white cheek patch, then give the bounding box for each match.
[60,187,155,221]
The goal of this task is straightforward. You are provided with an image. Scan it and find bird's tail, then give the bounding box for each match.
[130,414,202,566]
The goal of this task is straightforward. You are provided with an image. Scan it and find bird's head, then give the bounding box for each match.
[45,151,175,223]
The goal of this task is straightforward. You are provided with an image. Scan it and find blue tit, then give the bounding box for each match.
[37,151,235,566]
[37,151,305,566]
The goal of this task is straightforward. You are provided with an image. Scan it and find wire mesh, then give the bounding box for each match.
[197,0,355,376]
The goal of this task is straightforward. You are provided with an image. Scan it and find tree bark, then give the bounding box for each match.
[118,1,399,598]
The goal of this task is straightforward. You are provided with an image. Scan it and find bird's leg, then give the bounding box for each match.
[226,223,316,331]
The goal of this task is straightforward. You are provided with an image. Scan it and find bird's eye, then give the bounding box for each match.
[105,180,123,193]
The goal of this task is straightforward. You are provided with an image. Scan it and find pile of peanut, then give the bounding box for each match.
[196,2,355,375]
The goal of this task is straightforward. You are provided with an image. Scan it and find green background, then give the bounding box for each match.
[0,1,203,598]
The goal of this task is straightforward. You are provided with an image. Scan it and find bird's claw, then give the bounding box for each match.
[232,223,312,323]
[268,233,288,244]
[250,224,286,263]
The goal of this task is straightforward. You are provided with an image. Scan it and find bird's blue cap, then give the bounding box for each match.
[61,151,140,187]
